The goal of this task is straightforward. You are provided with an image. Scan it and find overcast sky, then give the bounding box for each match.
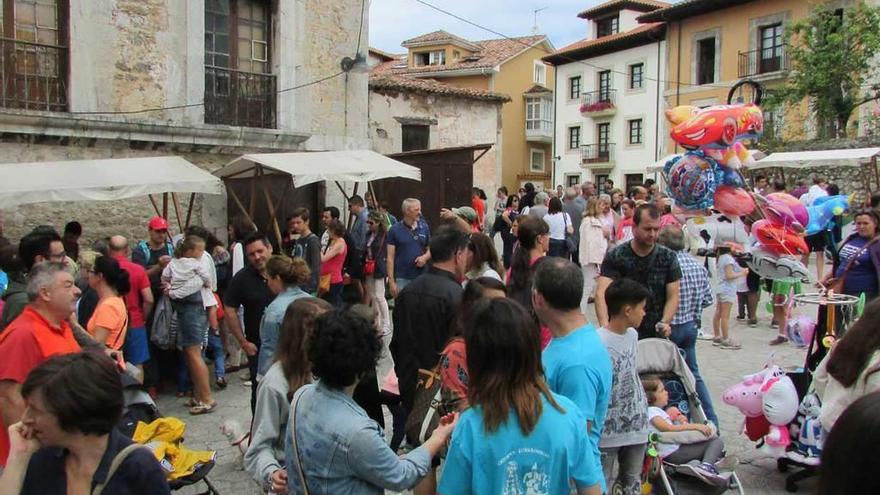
[368,0,600,54]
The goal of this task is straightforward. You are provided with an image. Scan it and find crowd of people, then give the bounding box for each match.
[0,174,879,494]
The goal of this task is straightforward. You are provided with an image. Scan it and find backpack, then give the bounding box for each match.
[137,240,174,265]
[150,295,178,350]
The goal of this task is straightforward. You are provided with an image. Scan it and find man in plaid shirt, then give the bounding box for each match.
[658,226,718,427]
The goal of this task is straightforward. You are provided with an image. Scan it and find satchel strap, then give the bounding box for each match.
[91,443,145,495]
[836,236,879,288]
[290,389,311,495]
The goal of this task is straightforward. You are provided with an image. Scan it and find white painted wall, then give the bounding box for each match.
[553,39,668,189]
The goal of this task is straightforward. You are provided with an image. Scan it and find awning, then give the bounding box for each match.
[213,149,422,186]
[750,147,880,170]
[0,156,223,209]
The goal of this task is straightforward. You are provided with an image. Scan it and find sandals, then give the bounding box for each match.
[183,397,199,407]
[189,401,217,415]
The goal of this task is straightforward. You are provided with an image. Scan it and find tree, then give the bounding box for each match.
[777,2,880,138]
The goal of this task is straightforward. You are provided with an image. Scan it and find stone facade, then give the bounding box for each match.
[762,165,877,206]
[369,86,503,196]
[0,0,370,245]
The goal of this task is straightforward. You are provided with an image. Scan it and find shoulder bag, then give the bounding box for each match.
[363,233,386,277]
[91,443,147,495]
[404,367,444,445]
[827,237,879,293]
[290,389,311,495]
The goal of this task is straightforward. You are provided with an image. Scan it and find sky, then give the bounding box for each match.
[368,0,600,55]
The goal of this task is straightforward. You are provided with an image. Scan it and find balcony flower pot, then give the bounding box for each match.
[580,101,615,117]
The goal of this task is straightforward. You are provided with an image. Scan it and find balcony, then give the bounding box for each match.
[205,66,277,129]
[581,143,614,168]
[525,118,553,143]
[579,90,616,118]
[0,37,67,112]
[737,46,789,79]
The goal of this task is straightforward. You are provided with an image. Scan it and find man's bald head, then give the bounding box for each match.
[108,235,129,254]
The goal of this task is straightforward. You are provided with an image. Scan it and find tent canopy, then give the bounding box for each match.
[750,147,880,170]
[213,149,422,187]
[0,156,223,208]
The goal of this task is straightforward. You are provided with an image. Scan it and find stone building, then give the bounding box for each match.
[0,0,370,244]
[368,73,507,200]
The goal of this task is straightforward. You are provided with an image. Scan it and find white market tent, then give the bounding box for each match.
[0,156,223,230]
[749,147,880,169]
[213,149,422,244]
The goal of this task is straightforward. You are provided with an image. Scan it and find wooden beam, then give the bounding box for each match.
[171,192,184,233]
[248,173,257,218]
[184,192,196,229]
[334,180,349,201]
[346,182,360,230]
[472,147,491,164]
[224,179,255,225]
[258,165,284,248]
[162,192,168,220]
[148,194,162,217]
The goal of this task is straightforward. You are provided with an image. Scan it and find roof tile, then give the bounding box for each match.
[368,74,511,102]
[374,35,548,76]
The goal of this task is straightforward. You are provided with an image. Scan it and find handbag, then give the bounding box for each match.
[289,389,311,495]
[827,237,878,293]
[363,233,386,277]
[318,274,331,295]
[404,367,443,445]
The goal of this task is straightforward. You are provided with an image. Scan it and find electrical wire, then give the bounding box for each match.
[411,0,757,91]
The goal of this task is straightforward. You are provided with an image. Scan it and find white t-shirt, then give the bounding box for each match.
[597,327,649,448]
[544,212,572,240]
[715,253,742,297]
[648,406,680,456]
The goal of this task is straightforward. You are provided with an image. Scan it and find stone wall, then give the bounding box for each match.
[757,165,878,205]
[369,88,502,196]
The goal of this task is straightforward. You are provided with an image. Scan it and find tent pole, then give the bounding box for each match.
[184,193,196,229]
[224,179,256,226]
[148,194,162,218]
[367,181,377,209]
[171,192,184,233]
[346,183,360,230]
[335,181,349,201]
[249,173,257,218]
[162,193,168,220]
[271,180,290,224]
[257,165,284,248]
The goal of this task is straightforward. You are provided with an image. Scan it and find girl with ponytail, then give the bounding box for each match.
[87,255,130,351]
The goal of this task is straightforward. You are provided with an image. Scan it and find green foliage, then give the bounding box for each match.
[778,2,880,138]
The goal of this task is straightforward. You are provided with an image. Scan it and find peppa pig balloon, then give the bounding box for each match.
[714,185,755,216]
[664,151,723,210]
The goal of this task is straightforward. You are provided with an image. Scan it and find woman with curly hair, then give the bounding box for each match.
[286,309,457,494]
[256,255,311,378]
[246,297,331,494]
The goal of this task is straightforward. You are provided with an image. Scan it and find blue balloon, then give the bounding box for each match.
[805,195,850,235]
[664,151,723,210]
[720,165,745,188]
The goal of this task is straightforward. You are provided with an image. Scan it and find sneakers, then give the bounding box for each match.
[216,376,228,389]
[770,320,779,329]
[770,335,789,346]
[748,319,758,328]
[715,456,740,472]
[680,462,729,487]
[697,330,714,341]
[720,339,742,350]
[735,315,746,321]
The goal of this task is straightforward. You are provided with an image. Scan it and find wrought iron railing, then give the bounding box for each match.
[581,89,616,107]
[737,45,789,78]
[0,37,67,111]
[581,143,614,163]
[204,66,276,128]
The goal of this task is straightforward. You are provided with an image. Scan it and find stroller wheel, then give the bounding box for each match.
[777,458,790,473]
[785,478,799,493]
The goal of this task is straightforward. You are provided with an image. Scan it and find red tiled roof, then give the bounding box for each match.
[638,0,757,23]
[368,47,397,62]
[369,74,511,102]
[542,23,665,65]
[578,0,670,19]
[373,35,549,77]
[523,84,553,95]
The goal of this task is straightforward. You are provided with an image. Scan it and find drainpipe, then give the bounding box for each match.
[654,39,662,163]
[674,20,682,154]
[552,64,559,187]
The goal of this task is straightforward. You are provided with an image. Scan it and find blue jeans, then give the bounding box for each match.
[207,330,225,379]
[670,320,719,428]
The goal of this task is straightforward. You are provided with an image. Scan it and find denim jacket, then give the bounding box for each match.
[257,286,308,377]
[285,383,432,494]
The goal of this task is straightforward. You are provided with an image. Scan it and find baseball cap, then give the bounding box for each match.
[148,216,169,231]
[451,206,477,223]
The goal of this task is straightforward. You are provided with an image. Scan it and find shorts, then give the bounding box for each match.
[767,278,804,306]
[123,326,150,365]
[745,269,760,292]
[717,292,736,304]
[172,300,208,349]
[806,232,827,252]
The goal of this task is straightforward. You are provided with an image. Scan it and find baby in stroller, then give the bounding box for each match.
[642,375,728,485]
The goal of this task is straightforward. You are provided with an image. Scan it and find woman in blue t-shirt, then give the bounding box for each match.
[825,209,880,301]
[438,298,603,495]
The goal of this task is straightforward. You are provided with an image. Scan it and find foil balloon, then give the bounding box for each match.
[720,166,746,188]
[705,142,752,170]
[745,246,811,281]
[805,195,850,236]
[767,192,809,228]
[787,315,817,348]
[669,103,764,150]
[664,151,723,210]
[685,210,749,249]
[753,219,809,257]
[714,185,755,216]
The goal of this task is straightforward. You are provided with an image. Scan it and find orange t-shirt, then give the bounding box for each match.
[0,306,81,467]
[87,296,128,350]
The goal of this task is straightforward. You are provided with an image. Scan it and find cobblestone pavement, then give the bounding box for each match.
[160,300,818,494]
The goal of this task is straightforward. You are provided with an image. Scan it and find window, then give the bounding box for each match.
[763,108,784,139]
[533,61,546,85]
[628,119,643,145]
[530,148,545,172]
[697,37,716,85]
[204,0,276,128]
[759,23,784,73]
[629,63,644,90]
[452,50,460,61]
[625,174,644,193]
[402,124,429,152]
[595,174,609,188]
[568,126,581,150]
[566,174,581,187]
[595,15,618,38]
[414,50,445,66]
[526,97,551,131]
[430,50,446,65]
[598,70,612,101]
[597,122,610,156]
[0,0,68,111]
[569,75,581,100]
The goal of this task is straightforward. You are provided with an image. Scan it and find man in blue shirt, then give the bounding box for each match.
[386,198,431,297]
[534,257,612,493]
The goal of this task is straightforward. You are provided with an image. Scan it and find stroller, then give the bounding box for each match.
[119,373,221,495]
[636,338,744,495]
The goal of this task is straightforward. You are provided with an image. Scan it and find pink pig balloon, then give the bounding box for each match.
[723,374,766,417]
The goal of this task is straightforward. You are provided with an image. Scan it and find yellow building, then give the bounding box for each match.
[374,30,556,191]
[638,0,818,150]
